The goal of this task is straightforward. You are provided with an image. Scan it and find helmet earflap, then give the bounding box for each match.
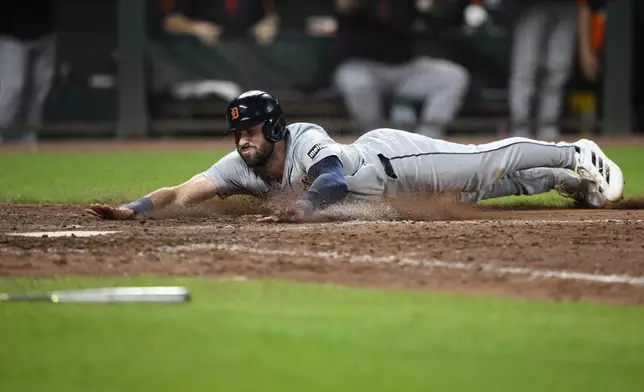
[262,114,287,143]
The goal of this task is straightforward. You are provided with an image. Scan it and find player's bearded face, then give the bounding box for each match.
[235,124,274,167]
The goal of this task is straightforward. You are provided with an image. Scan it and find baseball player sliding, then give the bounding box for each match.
[86,90,624,222]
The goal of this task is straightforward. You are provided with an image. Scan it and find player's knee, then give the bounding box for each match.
[447,65,470,93]
[334,63,378,92]
[419,60,470,93]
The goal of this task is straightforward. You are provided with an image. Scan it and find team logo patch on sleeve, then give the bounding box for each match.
[307,143,327,159]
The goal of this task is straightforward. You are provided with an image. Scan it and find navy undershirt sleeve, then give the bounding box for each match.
[298,156,348,214]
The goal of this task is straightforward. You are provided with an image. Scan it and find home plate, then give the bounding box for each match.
[7,230,121,238]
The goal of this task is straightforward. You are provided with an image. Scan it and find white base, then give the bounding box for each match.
[7,230,120,238]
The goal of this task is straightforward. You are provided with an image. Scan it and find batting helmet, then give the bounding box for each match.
[226,90,287,143]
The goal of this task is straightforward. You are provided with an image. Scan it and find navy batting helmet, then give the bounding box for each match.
[226,90,287,143]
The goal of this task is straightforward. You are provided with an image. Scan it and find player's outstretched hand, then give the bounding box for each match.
[85,204,135,220]
[257,206,305,223]
[256,215,282,223]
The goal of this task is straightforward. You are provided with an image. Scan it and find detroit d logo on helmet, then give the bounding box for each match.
[230,107,240,120]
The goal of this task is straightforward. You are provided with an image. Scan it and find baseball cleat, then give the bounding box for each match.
[553,169,607,208]
[572,139,624,203]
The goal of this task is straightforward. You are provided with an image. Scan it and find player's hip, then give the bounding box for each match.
[354,149,489,198]
[344,150,432,199]
[355,128,478,157]
[355,128,434,153]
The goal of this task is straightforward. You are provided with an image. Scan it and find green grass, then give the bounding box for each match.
[0,147,642,204]
[1,278,643,392]
[0,151,227,203]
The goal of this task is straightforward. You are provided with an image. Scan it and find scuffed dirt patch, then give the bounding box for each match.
[1,202,644,306]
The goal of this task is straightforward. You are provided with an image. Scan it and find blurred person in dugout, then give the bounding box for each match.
[333,0,470,137]
[163,0,280,47]
[0,0,57,147]
[162,0,279,100]
[508,0,580,139]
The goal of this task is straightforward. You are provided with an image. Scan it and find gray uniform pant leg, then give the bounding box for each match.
[0,34,56,139]
[392,57,469,136]
[333,58,469,135]
[334,60,390,132]
[0,36,29,130]
[509,2,577,137]
[471,168,556,202]
[27,34,56,132]
[388,136,577,196]
[537,3,577,137]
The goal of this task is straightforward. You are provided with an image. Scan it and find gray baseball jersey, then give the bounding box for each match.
[202,122,361,199]
[201,122,578,202]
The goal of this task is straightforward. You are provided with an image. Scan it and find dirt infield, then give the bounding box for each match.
[1,202,644,306]
[2,135,644,306]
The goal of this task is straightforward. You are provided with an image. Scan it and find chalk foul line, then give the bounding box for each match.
[162,243,644,287]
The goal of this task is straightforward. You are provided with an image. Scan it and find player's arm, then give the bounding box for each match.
[296,156,348,215]
[86,175,219,220]
[252,0,280,45]
[258,155,347,222]
[163,0,222,46]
